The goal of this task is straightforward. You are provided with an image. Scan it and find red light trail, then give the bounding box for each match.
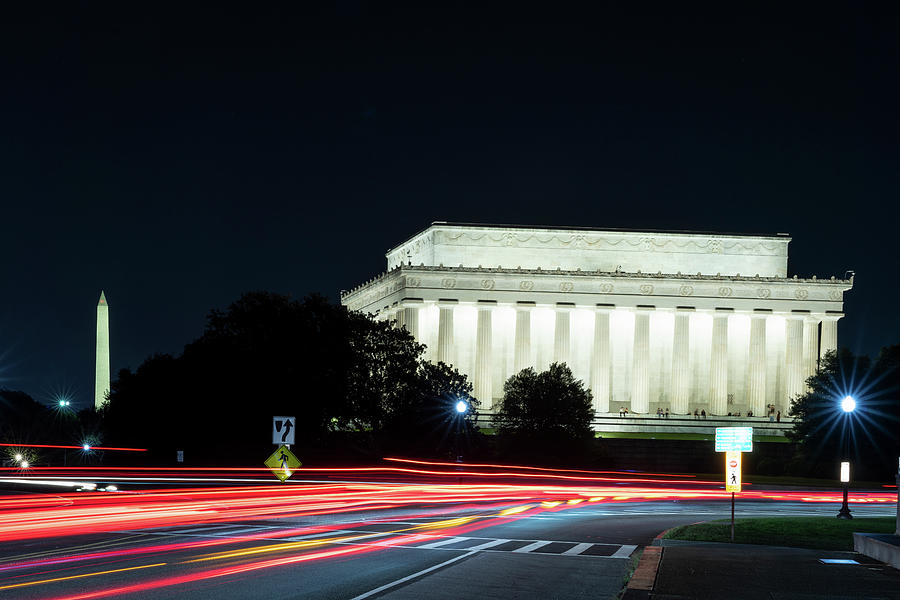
[0,462,894,599]
[0,443,147,452]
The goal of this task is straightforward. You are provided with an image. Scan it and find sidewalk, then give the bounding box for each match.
[624,539,900,599]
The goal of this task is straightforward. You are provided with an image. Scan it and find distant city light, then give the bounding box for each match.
[83,444,91,451]
[455,400,468,414]
[58,399,71,407]
[14,453,22,461]
[20,461,29,468]
[841,395,856,413]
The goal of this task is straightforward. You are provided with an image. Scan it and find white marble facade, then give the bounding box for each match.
[341,223,852,416]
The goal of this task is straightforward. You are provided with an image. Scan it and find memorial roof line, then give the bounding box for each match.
[387,221,792,253]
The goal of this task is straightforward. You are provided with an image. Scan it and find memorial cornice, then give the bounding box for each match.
[341,264,853,313]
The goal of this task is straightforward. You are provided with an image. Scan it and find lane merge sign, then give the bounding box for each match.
[265,445,302,482]
[273,416,296,445]
[715,427,753,452]
[725,451,742,492]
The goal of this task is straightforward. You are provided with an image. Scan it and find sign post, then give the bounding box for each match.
[716,428,752,542]
[267,416,299,482]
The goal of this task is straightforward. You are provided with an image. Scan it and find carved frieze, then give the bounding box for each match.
[481,279,495,290]
[679,285,694,296]
[795,289,809,300]
[430,227,788,256]
[718,287,733,297]
[519,280,534,291]
[441,278,456,289]
[559,282,574,292]
[640,284,654,295]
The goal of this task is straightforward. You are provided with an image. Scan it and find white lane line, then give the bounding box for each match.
[416,536,470,549]
[513,540,553,553]
[349,550,478,600]
[463,538,511,551]
[165,524,249,534]
[610,544,637,558]
[562,542,594,555]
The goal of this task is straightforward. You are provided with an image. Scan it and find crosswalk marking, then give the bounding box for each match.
[513,540,553,553]
[463,538,511,551]
[416,536,471,549]
[123,523,637,559]
[610,544,637,558]
[562,542,594,555]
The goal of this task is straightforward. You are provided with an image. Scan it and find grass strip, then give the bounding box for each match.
[663,516,895,550]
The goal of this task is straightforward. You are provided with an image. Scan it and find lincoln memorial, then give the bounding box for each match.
[341,223,853,418]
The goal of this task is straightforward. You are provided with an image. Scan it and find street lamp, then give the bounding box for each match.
[837,395,855,519]
[454,399,469,463]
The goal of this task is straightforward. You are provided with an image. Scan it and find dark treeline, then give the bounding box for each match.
[787,346,900,481]
[3,292,897,479]
[100,292,479,464]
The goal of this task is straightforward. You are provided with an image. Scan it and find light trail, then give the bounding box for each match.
[0,443,147,452]
[0,463,894,600]
[383,456,698,477]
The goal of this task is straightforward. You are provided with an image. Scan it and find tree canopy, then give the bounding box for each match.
[100,292,476,462]
[788,347,900,480]
[495,363,595,441]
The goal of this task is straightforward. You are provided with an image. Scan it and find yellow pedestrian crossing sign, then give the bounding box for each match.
[265,445,302,482]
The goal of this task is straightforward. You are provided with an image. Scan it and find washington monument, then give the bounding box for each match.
[94,291,110,410]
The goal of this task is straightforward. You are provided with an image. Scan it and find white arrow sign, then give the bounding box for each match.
[272,416,296,445]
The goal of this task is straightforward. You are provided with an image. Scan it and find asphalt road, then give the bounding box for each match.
[1,494,894,600]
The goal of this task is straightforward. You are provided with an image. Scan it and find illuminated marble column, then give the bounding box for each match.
[785,314,805,406]
[553,303,573,365]
[670,308,691,415]
[399,300,420,340]
[803,316,820,386]
[590,306,611,414]
[475,301,495,410]
[94,291,110,410]
[747,312,768,416]
[820,314,840,360]
[513,302,533,373]
[436,300,456,365]
[709,311,729,415]
[631,307,651,414]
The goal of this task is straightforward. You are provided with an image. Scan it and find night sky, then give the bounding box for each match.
[2,4,898,409]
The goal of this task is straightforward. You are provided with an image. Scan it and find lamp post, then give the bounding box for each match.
[837,395,855,519]
[454,399,468,464]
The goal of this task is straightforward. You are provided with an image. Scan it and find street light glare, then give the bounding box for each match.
[841,395,856,413]
[455,400,468,414]
[14,453,22,461]
[83,444,91,451]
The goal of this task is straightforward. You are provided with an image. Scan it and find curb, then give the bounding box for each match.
[622,546,662,599]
